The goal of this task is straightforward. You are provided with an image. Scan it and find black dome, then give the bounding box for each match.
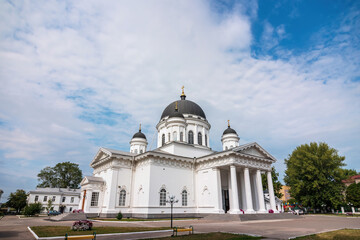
[223,126,237,135]
[132,130,146,139]
[161,99,206,119]
[169,109,184,119]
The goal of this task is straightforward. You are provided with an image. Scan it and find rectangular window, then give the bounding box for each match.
[91,192,99,207]
[62,197,66,203]
[52,196,56,202]
[35,196,39,202]
[159,189,166,206]
[43,196,48,202]
[71,197,74,203]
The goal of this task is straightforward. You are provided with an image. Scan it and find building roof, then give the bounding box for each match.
[342,174,360,184]
[132,130,146,139]
[29,187,81,195]
[161,98,206,119]
[223,126,237,135]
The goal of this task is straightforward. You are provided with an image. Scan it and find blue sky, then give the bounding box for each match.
[0,0,359,201]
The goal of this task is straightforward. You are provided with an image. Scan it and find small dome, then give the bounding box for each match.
[223,126,237,135]
[132,130,146,139]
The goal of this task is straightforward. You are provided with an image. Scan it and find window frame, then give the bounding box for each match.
[119,190,126,206]
[159,189,166,206]
[198,132,202,145]
[91,192,99,207]
[182,190,187,206]
[188,131,194,144]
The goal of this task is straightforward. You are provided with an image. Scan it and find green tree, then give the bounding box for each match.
[339,168,358,180]
[346,183,360,207]
[37,162,83,189]
[262,166,283,199]
[284,142,345,210]
[6,189,28,213]
[23,202,43,216]
[45,199,54,212]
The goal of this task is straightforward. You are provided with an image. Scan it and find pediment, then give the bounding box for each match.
[80,176,105,186]
[90,148,112,167]
[233,142,276,162]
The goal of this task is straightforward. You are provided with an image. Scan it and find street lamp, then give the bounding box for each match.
[166,195,178,228]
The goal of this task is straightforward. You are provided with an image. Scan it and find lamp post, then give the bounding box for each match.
[166,195,178,228]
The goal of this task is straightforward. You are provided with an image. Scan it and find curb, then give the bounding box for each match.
[27,226,173,240]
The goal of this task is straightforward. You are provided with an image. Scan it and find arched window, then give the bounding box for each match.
[225,146,228,150]
[168,133,171,142]
[188,131,194,144]
[140,149,143,153]
[134,149,138,154]
[180,132,183,142]
[173,131,177,141]
[198,132,202,145]
[162,134,165,146]
[182,190,187,206]
[159,189,166,206]
[205,134,208,147]
[119,190,126,206]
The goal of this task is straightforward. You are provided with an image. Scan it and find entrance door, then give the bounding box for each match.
[222,190,230,213]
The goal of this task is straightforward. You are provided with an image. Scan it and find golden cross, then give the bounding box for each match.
[227,120,230,127]
[181,86,185,95]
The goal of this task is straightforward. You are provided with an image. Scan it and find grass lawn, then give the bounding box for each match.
[90,217,198,221]
[295,229,360,239]
[145,232,261,240]
[31,226,171,237]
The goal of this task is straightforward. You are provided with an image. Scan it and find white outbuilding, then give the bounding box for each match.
[28,187,81,213]
[79,88,279,218]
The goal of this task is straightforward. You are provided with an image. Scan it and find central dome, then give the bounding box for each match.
[161,95,206,120]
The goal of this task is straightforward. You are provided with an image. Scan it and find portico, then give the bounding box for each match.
[215,165,275,214]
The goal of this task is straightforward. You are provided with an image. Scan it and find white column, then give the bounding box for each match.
[244,168,255,213]
[229,165,241,214]
[267,171,277,212]
[213,168,224,213]
[240,170,246,210]
[256,170,266,213]
[194,125,198,144]
[106,168,118,212]
[352,207,355,214]
[251,172,259,211]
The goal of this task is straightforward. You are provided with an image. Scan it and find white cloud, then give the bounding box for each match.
[0,0,359,196]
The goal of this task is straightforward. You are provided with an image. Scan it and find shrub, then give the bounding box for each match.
[72,209,83,213]
[23,203,43,216]
[117,211,123,220]
[268,209,274,213]
[72,220,93,231]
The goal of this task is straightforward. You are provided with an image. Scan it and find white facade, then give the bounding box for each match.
[28,188,81,213]
[79,90,279,217]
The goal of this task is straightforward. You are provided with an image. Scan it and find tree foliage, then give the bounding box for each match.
[284,142,345,209]
[346,183,360,207]
[6,189,28,213]
[339,168,358,180]
[262,166,283,199]
[37,162,83,189]
[23,202,43,216]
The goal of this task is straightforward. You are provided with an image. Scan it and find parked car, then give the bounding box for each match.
[47,210,61,216]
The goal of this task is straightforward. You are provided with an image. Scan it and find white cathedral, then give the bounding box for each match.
[79,88,280,218]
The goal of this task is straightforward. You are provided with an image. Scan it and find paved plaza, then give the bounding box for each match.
[0,215,359,240]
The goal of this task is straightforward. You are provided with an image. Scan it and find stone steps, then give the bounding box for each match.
[203,213,300,222]
[50,212,87,221]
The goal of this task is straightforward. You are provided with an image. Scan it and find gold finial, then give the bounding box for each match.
[181,86,185,96]
[139,123,141,131]
[228,120,230,127]
[175,101,178,110]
